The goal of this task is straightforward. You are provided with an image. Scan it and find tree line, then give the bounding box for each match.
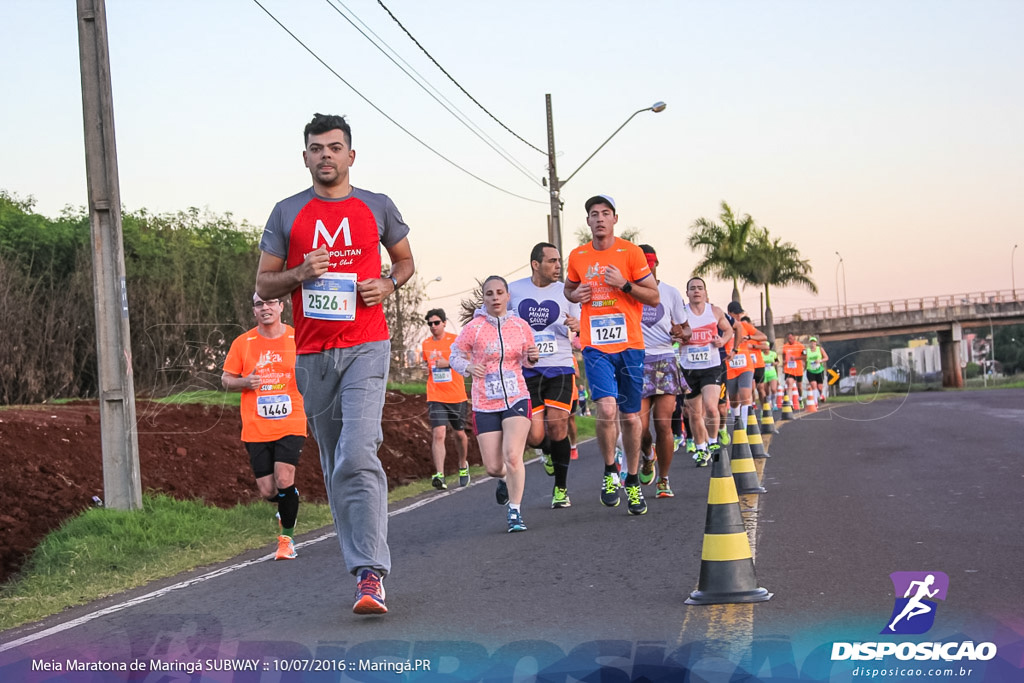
[0,191,437,404]
[1,192,263,404]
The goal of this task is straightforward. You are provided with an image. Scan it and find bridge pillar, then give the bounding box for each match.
[938,322,963,388]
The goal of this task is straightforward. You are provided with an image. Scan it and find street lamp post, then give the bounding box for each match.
[1013,243,1019,300]
[834,251,847,315]
[424,275,443,300]
[545,95,666,254]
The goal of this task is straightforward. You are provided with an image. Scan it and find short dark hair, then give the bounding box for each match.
[425,308,446,322]
[639,243,656,255]
[686,276,706,289]
[304,113,352,148]
[530,242,556,267]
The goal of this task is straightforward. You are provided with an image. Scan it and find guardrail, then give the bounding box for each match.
[774,289,1021,324]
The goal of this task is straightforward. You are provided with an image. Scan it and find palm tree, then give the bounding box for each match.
[741,228,817,343]
[688,201,757,304]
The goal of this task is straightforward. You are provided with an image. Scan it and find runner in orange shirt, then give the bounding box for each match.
[421,308,470,490]
[222,294,307,561]
[565,195,660,516]
[724,301,767,429]
[782,332,807,406]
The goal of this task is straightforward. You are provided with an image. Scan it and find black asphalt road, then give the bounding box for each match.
[2,390,1022,681]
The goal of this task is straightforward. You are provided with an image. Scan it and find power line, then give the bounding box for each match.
[431,262,531,300]
[251,0,546,205]
[375,0,546,156]
[324,0,542,186]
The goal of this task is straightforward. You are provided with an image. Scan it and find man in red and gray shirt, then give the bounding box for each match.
[256,113,415,616]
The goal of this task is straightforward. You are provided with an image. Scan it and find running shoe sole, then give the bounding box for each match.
[353,596,388,615]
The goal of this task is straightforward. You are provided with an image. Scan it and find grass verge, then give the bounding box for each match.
[0,494,333,631]
[386,381,427,394]
[152,390,240,406]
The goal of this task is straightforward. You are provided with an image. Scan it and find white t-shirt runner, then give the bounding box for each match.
[508,277,580,378]
[640,281,688,359]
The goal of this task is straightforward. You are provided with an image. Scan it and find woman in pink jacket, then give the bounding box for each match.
[450,275,539,532]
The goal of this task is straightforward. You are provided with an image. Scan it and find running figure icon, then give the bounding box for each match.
[888,574,940,631]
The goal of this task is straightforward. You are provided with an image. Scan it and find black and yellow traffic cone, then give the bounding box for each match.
[746,410,769,459]
[780,394,794,421]
[730,414,765,494]
[686,446,773,605]
[760,401,777,435]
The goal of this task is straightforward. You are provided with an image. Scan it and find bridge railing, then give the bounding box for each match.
[775,289,1020,324]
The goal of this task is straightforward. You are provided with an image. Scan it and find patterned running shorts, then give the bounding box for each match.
[642,356,689,398]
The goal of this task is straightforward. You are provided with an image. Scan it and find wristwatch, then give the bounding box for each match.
[388,275,399,290]
[621,281,633,294]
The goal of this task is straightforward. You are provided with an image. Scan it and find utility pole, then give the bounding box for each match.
[545,94,563,255]
[77,0,142,510]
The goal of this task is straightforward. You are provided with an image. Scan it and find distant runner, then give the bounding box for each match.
[806,336,830,403]
[782,333,807,407]
[680,277,733,467]
[421,308,470,490]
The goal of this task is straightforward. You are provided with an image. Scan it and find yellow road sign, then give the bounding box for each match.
[828,369,840,385]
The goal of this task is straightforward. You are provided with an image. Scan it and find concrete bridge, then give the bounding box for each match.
[772,289,1024,388]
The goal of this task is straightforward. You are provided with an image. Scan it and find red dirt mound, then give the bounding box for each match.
[0,392,480,584]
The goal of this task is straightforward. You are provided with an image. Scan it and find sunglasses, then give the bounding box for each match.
[253,300,280,308]
[426,320,444,327]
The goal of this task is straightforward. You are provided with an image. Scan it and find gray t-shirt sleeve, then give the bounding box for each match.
[380,195,411,249]
[259,188,314,259]
[259,201,288,259]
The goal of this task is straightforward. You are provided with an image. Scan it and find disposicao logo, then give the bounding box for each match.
[882,571,948,635]
[831,570,998,663]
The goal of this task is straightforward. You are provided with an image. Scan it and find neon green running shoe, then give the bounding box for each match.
[639,454,657,485]
[718,427,730,446]
[551,486,571,509]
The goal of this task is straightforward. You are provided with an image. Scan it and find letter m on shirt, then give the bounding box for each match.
[313,217,352,248]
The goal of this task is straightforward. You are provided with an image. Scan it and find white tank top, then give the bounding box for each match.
[681,303,720,370]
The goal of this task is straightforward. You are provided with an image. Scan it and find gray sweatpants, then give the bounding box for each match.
[296,341,391,577]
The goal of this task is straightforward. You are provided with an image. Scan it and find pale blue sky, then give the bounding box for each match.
[2,1,1022,322]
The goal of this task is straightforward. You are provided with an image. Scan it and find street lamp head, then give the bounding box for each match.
[650,101,667,113]
[432,276,442,282]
